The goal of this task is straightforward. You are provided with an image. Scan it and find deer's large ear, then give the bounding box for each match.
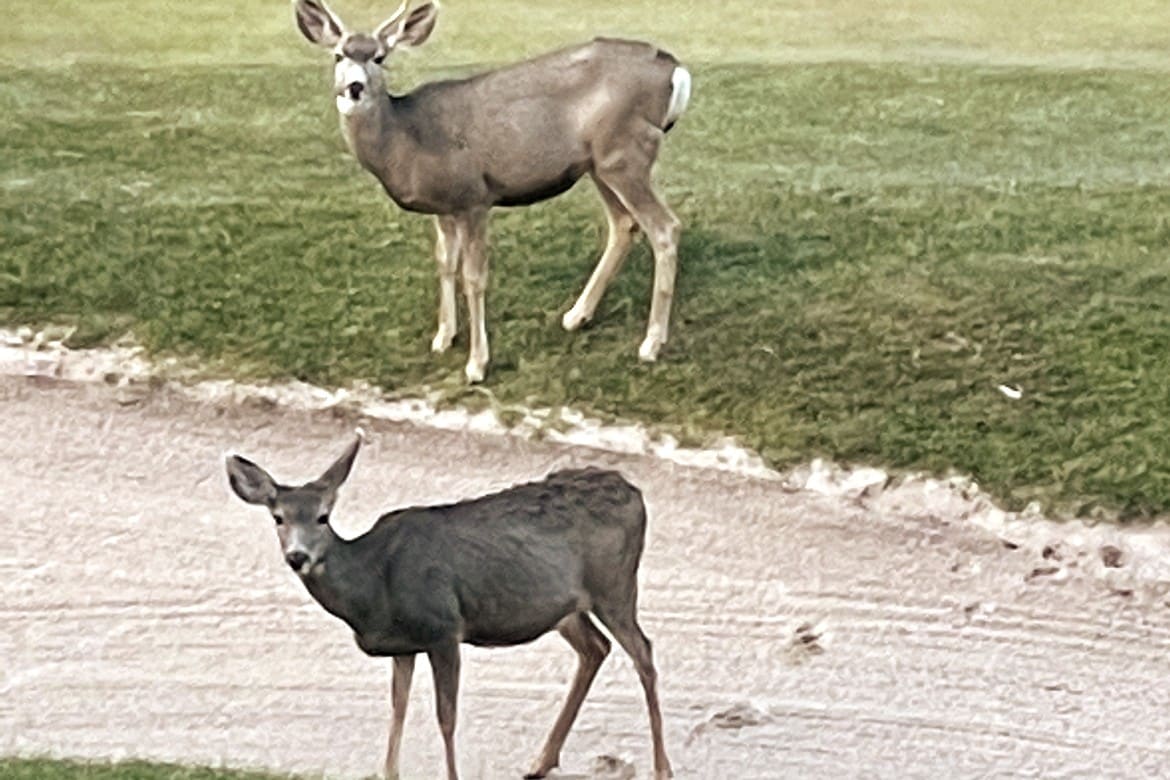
[376,2,438,50]
[309,433,362,503]
[294,0,346,48]
[226,456,279,507]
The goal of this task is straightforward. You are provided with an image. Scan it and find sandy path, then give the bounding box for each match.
[2,375,1169,779]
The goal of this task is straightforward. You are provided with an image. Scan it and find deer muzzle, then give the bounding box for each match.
[285,550,310,572]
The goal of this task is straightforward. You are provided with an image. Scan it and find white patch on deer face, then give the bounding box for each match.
[334,58,371,116]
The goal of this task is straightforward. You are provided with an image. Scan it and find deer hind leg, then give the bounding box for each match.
[456,210,491,383]
[384,654,416,780]
[562,176,641,332]
[432,216,461,353]
[526,612,612,778]
[593,602,673,780]
[594,133,681,363]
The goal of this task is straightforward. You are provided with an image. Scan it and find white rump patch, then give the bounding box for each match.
[665,66,692,127]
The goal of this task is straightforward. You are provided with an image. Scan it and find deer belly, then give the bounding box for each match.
[486,160,589,208]
[461,592,583,647]
[354,631,427,657]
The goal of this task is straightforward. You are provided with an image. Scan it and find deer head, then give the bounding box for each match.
[293,0,439,116]
[226,433,362,576]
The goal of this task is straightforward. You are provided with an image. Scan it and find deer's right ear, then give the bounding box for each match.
[294,0,345,48]
[226,455,278,507]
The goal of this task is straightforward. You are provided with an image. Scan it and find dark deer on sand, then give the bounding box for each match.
[294,0,691,382]
[225,433,672,779]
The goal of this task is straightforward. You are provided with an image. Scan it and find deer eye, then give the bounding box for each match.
[334,53,343,63]
[373,55,385,65]
[317,514,330,525]
[272,513,284,526]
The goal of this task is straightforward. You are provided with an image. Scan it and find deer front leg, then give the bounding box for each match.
[384,654,416,780]
[428,642,462,780]
[458,211,490,383]
[432,216,460,353]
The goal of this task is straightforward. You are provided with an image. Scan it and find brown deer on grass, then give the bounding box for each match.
[294,0,691,382]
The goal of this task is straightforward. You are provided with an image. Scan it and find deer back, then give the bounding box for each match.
[353,468,647,651]
[363,38,681,212]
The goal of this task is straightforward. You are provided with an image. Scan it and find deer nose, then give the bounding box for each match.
[346,82,364,101]
[285,551,310,571]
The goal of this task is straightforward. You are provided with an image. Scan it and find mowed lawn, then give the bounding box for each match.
[4,1,1170,516]
[0,758,289,780]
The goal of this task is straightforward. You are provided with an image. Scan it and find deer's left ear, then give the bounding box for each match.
[309,433,363,504]
[376,2,439,50]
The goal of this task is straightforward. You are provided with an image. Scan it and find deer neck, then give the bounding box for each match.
[338,92,397,174]
[339,93,433,211]
[297,533,380,632]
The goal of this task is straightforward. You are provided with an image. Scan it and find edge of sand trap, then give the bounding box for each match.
[4,324,1170,602]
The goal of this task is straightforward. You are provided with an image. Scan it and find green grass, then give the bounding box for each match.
[0,758,289,780]
[6,0,1170,68]
[4,2,1170,517]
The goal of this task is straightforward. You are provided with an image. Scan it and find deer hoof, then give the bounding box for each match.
[524,756,556,779]
[562,305,590,332]
[431,326,455,353]
[465,360,486,383]
[638,334,664,362]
